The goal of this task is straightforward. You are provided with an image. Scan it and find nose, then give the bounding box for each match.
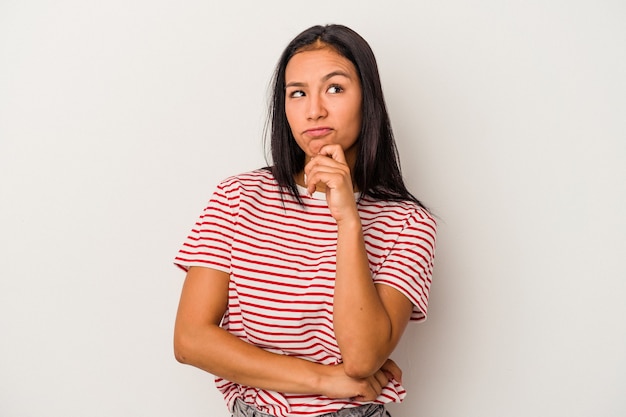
[306,94,327,120]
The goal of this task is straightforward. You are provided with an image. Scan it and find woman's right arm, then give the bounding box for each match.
[173,266,394,401]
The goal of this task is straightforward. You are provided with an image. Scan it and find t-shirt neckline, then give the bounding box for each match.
[295,184,360,201]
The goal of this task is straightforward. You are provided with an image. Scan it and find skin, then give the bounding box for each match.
[285,48,414,377]
[174,46,413,401]
[175,267,401,401]
[285,47,362,184]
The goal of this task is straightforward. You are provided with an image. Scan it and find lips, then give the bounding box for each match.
[304,127,333,137]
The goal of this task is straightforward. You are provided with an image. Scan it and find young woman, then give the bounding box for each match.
[173,24,437,417]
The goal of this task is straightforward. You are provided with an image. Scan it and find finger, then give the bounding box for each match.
[365,376,383,401]
[305,169,334,197]
[305,162,351,194]
[303,155,334,184]
[305,155,346,176]
[305,156,350,181]
[381,359,403,383]
[317,144,347,164]
[374,369,390,389]
[306,170,353,199]
[353,382,377,403]
[349,380,373,402]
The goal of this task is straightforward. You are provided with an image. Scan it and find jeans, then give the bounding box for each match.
[231,399,391,417]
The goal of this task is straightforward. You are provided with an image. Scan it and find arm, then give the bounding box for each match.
[334,219,413,378]
[173,266,393,400]
[305,145,414,378]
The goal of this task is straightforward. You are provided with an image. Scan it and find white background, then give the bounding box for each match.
[1,1,625,416]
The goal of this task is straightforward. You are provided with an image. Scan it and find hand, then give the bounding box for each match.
[319,363,390,402]
[380,358,403,384]
[304,144,359,224]
[319,360,403,402]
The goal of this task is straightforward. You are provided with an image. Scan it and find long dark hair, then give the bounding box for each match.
[266,24,424,208]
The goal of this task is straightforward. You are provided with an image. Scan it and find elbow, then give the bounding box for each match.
[340,337,392,378]
[342,357,381,379]
[173,332,192,365]
[173,322,221,366]
[173,346,187,365]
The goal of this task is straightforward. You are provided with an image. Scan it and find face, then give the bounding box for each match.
[284,47,362,166]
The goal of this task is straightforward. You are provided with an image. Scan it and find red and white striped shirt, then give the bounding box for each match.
[174,168,437,417]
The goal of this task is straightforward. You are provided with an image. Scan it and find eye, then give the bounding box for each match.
[288,90,305,98]
[327,84,344,94]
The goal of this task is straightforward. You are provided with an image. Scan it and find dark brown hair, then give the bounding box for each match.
[266,24,424,207]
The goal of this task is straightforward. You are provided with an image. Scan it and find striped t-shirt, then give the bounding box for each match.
[174,168,437,417]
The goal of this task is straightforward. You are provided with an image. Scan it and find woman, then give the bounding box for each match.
[174,24,437,417]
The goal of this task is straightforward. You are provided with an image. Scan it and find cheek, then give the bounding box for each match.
[344,95,362,124]
[349,105,362,133]
[284,106,300,130]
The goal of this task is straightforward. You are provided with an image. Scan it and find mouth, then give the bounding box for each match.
[303,127,333,138]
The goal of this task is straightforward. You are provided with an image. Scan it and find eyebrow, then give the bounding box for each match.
[285,70,352,88]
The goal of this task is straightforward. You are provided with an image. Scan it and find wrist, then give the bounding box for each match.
[310,362,333,396]
[335,212,361,230]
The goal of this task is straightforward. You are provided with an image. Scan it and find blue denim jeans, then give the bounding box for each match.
[231,399,391,417]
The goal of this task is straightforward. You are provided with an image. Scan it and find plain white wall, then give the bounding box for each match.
[1,1,624,416]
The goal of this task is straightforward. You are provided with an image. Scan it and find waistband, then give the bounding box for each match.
[231,399,389,417]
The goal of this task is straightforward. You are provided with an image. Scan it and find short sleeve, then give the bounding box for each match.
[174,180,240,273]
[372,211,437,322]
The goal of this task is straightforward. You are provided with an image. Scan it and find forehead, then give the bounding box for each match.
[285,48,357,80]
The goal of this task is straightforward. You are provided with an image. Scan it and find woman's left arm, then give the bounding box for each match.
[305,145,415,379]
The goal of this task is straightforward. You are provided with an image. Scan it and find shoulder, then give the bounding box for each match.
[215,168,279,195]
[359,197,437,251]
[214,168,289,205]
[217,168,276,189]
[359,197,436,230]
